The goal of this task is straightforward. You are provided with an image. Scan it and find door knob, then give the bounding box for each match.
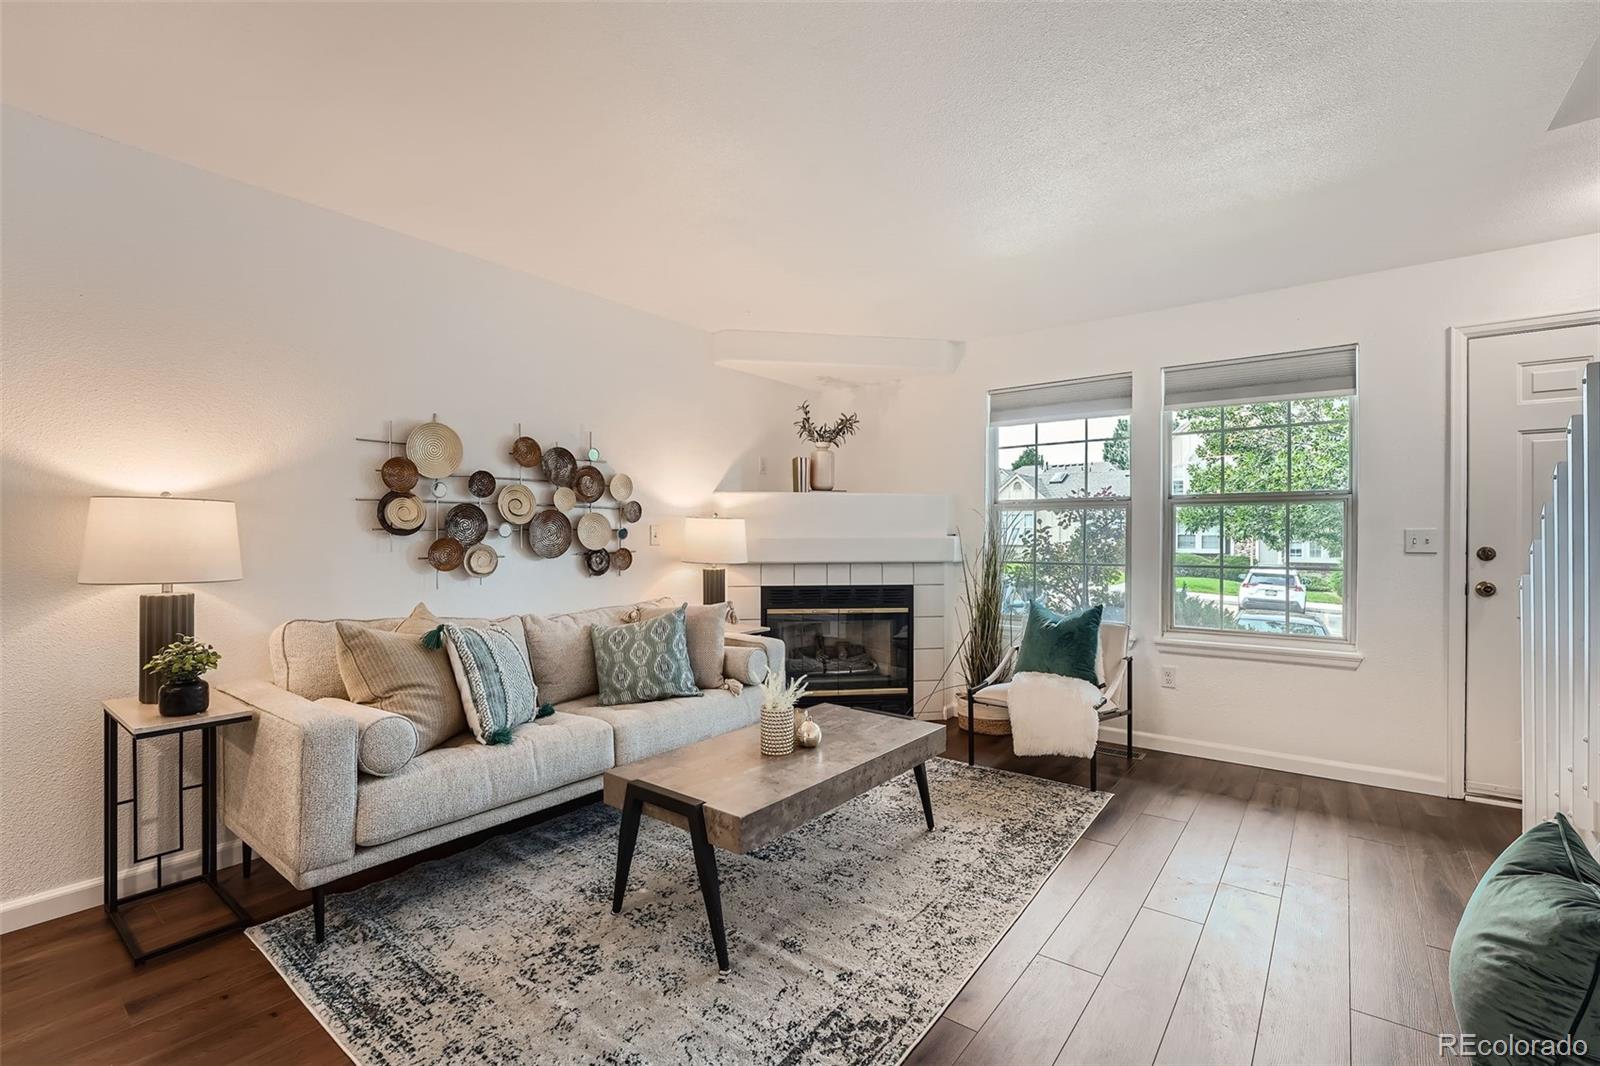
[1476,545,1497,562]
[1475,580,1497,598]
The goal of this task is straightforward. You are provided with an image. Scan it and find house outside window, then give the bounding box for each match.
[989,373,1133,642]
[1163,344,1357,645]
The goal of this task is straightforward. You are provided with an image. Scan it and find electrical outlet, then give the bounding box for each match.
[1404,528,1439,554]
[1160,666,1178,690]
[648,524,661,546]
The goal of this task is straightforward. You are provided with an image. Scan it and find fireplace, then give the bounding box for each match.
[761,584,914,715]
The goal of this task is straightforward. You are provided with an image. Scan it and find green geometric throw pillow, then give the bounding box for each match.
[591,604,702,707]
[424,623,547,745]
[1014,600,1102,685]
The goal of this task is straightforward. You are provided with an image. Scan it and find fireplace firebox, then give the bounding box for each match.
[761,585,914,715]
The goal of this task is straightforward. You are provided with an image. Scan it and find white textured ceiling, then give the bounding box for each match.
[4,2,1598,339]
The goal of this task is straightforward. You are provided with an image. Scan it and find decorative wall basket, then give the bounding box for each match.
[585,549,611,575]
[381,456,420,492]
[621,500,642,524]
[541,446,577,487]
[498,484,536,524]
[576,512,611,551]
[463,543,499,577]
[406,421,463,478]
[427,536,465,572]
[511,436,542,468]
[552,486,577,512]
[608,473,633,502]
[529,509,573,558]
[443,503,488,546]
[467,470,496,498]
[378,492,426,535]
[611,547,633,572]
[573,465,605,503]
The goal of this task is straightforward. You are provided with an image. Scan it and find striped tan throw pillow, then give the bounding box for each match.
[334,620,466,753]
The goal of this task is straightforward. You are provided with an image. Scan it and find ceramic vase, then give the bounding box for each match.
[158,678,209,718]
[809,446,835,491]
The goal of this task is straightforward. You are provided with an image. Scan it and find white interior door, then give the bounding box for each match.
[1466,325,1598,798]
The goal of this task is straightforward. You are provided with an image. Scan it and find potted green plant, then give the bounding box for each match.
[144,634,221,717]
[793,401,860,491]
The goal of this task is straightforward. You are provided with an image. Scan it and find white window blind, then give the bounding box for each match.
[1163,344,1357,409]
[989,373,1133,425]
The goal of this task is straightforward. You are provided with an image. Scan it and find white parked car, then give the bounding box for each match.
[1237,569,1307,613]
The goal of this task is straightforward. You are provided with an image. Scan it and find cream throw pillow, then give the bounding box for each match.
[335,608,466,753]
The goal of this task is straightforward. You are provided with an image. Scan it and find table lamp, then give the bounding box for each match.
[682,516,747,606]
[78,495,243,703]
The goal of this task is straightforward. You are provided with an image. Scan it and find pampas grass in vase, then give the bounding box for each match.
[759,670,808,756]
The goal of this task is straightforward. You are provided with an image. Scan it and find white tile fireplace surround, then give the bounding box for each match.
[711,493,961,719]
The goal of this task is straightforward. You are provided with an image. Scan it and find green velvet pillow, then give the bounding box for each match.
[590,604,701,707]
[1014,601,1102,685]
[1449,812,1600,1065]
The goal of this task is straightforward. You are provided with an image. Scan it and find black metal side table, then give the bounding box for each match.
[102,694,254,963]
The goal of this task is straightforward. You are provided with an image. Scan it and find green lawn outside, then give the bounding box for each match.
[1174,575,1341,606]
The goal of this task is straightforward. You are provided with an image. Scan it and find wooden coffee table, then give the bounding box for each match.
[604,702,946,972]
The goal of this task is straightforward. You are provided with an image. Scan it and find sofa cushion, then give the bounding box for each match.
[1016,601,1102,685]
[335,621,466,753]
[559,685,761,764]
[642,602,729,689]
[272,605,520,700]
[722,645,769,686]
[354,712,614,847]
[521,598,673,704]
[1450,812,1600,1060]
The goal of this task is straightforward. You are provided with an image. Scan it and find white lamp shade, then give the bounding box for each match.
[681,517,748,564]
[78,496,243,585]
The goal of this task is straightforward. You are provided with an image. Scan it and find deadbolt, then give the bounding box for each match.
[1476,545,1497,562]
[1475,580,1498,598]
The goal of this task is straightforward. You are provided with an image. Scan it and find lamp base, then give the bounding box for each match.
[139,592,194,704]
[701,567,727,606]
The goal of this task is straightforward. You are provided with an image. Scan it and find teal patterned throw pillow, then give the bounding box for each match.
[423,624,549,745]
[591,604,702,706]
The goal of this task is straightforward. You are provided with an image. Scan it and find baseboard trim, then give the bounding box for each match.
[1103,726,1450,797]
[0,840,245,934]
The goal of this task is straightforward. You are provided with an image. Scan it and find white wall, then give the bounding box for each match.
[831,234,1600,793]
[0,110,801,921]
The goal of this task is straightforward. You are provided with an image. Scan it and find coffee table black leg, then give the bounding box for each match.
[686,809,729,973]
[913,763,934,830]
[611,786,644,913]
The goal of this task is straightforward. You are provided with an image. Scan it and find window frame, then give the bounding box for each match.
[988,403,1133,631]
[1160,391,1359,649]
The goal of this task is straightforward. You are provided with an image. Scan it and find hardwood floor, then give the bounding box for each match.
[0,729,1518,1066]
[907,726,1521,1066]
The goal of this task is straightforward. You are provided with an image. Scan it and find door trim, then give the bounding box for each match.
[1446,309,1600,799]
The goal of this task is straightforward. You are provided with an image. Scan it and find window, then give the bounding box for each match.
[989,374,1133,640]
[1163,344,1356,644]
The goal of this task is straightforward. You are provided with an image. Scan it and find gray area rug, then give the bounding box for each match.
[249,757,1108,1066]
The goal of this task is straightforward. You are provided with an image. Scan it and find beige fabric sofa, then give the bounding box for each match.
[219,599,783,929]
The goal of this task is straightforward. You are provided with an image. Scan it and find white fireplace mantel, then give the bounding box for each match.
[709,492,962,564]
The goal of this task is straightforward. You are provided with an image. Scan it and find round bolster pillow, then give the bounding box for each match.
[317,698,419,777]
[723,646,769,686]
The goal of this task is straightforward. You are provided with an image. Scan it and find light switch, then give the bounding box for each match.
[1404,528,1439,554]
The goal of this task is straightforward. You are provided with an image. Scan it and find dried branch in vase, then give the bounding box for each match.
[794,402,861,448]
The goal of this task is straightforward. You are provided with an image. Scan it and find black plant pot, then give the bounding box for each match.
[158,678,209,718]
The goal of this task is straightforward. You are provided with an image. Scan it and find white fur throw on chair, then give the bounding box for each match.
[1008,671,1103,758]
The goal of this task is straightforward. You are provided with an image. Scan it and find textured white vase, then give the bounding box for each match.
[760,699,797,756]
[809,446,835,491]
